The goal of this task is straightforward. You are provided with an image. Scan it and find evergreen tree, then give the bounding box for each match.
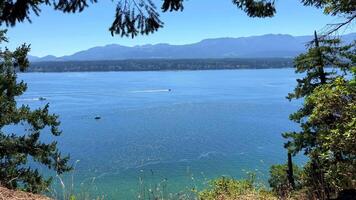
[304,75,355,197]
[284,32,354,155]
[0,0,354,197]
[0,30,71,193]
[283,32,355,198]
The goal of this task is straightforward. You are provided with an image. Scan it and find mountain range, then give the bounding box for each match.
[30,33,356,62]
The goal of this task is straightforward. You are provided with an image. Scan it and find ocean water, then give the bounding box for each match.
[15,69,303,199]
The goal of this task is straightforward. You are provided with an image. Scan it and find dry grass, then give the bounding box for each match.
[213,192,309,200]
[0,186,52,200]
[213,193,278,200]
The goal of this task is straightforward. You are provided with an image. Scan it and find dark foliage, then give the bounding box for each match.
[301,0,356,15]
[0,30,72,193]
[4,0,354,38]
[55,0,97,13]
[269,163,303,197]
[161,0,183,12]
[232,0,276,17]
[284,32,355,155]
[109,0,163,38]
[28,58,293,72]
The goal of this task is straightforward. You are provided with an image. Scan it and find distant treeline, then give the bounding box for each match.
[28,58,293,72]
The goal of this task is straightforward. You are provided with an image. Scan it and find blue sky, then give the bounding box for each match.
[3,0,352,57]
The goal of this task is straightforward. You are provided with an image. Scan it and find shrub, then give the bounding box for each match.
[199,176,276,200]
[268,164,303,196]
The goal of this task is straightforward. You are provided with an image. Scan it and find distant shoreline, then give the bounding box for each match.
[23,67,294,74]
[27,58,294,73]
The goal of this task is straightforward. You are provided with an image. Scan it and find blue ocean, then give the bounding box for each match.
[16,69,303,199]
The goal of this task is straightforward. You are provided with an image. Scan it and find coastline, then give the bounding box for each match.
[27,58,294,73]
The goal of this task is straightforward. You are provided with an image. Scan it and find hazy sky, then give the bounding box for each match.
[3,0,353,57]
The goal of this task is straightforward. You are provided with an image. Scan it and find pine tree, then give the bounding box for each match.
[283,32,355,198]
[284,32,354,154]
[0,30,72,193]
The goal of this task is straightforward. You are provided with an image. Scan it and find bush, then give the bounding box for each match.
[199,176,276,200]
[268,164,303,196]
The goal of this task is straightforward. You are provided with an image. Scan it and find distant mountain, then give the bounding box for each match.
[29,55,58,62]
[30,33,356,62]
[28,55,40,62]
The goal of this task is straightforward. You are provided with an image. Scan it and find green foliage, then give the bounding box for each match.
[69,194,76,200]
[199,176,276,200]
[268,164,304,193]
[287,35,352,101]
[304,77,356,191]
[283,31,356,198]
[0,30,71,193]
[199,177,253,200]
[284,33,355,155]
[350,66,356,86]
[135,173,197,200]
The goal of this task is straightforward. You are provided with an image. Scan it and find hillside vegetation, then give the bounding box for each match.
[28,58,293,72]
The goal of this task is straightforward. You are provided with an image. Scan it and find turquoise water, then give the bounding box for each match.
[16,69,302,199]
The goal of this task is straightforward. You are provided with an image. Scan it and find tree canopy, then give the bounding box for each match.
[284,33,355,156]
[0,0,354,38]
[281,30,355,198]
[0,30,72,193]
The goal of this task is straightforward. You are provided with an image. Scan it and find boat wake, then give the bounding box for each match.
[18,97,47,101]
[131,89,171,93]
[198,151,226,159]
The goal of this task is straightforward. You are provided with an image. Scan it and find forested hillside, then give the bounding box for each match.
[28,58,293,72]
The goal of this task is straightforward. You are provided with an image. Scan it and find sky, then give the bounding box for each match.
[2,0,354,57]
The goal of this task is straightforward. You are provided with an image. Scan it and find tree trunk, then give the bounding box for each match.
[287,152,295,189]
[314,31,327,84]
